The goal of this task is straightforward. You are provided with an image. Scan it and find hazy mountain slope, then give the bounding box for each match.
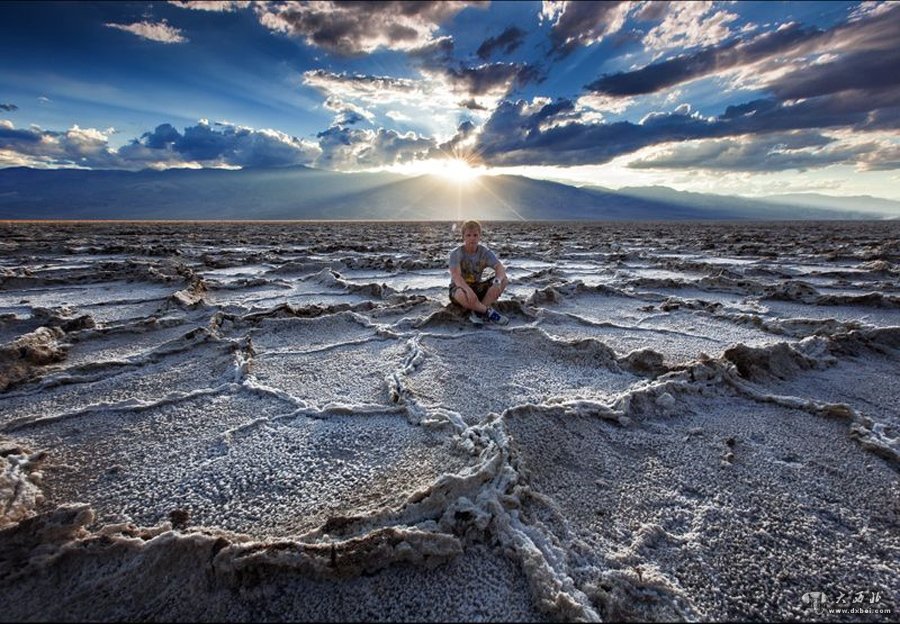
[760,193,900,215]
[602,186,897,220]
[0,166,890,220]
[0,166,406,220]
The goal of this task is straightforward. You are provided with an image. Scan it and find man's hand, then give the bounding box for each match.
[494,263,509,288]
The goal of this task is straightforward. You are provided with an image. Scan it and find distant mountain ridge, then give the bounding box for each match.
[760,193,900,215]
[0,166,895,220]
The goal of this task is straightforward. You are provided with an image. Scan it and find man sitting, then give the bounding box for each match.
[448,220,509,325]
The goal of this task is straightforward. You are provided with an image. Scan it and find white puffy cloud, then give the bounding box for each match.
[642,1,739,54]
[576,93,636,116]
[315,125,436,169]
[0,123,124,168]
[849,0,899,21]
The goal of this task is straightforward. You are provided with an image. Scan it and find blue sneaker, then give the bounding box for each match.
[469,311,485,326]
[485,307,509,325]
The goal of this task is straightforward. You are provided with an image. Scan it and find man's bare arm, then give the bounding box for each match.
[494,262,509,286]
[450,265,486,310]
[450,265,473,290]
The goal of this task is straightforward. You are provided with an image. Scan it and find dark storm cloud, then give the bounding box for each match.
[545,1,632,57]
[0,125,41,144]
[458,4,900,172]
[255,1,484,56]
[141,123,182,149]
[587,3,900,101]
[626,130,863,172]
[721,89,900,135]
[469,86,900,169]
[856,105,900,133]
[410,32,540,102]
[768,48,900,102]
[0,121,321,169]
[470,98,716,166]
[440,62,541,97]
[407,35,455,65]
[131,122,321,167]
[585,22,822,97]
[0,103,18,112]
[458,98,488,111]
[476,26,526,60]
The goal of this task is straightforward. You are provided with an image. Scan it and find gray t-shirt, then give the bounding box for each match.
[448,244,499,286]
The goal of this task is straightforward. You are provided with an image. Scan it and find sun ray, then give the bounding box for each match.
[471,176,528,221]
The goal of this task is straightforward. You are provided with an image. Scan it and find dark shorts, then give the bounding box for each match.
[449,279,493,303]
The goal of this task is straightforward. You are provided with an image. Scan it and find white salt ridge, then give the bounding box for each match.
[0,221,898,622]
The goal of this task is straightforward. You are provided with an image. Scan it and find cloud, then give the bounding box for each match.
[428,120,479,158]
[0,120,321,170]
[766,49,900,103]
[466,97,706,166]
[626,131,864,172]
[458,98,488,111]
[303,64,533,130]
[410,33,541,110]
[0,122,44,144]
[0,104,18,112]
[627,129,900,174]
[464,84,900,170]
[255,1,484,55]
[856,142,900,171]
[303,69,421,106]
[576,93,635,115]
[407,34,455,65]
[315,125,435,169]
[586,21,822,97]
[587,3,900,103]
[641,1,740,54]
[631,0,669,22]
[476,26,526,60]
[386,110,411,121]
[105,20,188,44]
[130,120,322,167]
[302,68,457,127]
[849,0,898,21]
[323,96,375,125]
[430,62,540,98]
[0,123,125,168]
[168,1,250,11]
[541,1,633,56]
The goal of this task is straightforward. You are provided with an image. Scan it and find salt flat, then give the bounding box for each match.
[1,221,897,622]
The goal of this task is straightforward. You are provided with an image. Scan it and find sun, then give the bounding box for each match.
[390,157,484,184]
[431,158,483,183]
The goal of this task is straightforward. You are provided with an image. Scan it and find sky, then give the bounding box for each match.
[1,0,899,200]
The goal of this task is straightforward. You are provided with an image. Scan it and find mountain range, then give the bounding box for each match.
[0,165,896,220]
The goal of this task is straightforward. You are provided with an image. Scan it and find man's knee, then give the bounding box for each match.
[453,289,475,307]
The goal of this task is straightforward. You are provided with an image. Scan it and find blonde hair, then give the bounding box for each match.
[461,220,482,235]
